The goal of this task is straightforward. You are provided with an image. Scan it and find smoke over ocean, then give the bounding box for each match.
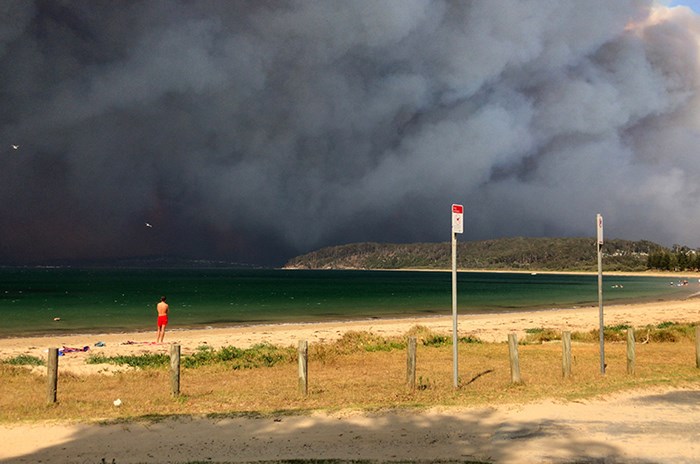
[1,1,699,265]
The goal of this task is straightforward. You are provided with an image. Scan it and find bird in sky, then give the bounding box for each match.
[11,145,19,150]
[145,222,153,228]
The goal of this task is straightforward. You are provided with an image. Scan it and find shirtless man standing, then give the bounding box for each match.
[156,296,169,343]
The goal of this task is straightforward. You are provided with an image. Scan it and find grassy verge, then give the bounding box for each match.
[1,324,699,423]
[522,321,700,344]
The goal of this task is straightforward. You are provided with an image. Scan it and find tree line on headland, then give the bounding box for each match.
[284,237,700,273]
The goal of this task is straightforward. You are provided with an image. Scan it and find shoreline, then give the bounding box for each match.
[0,290,694,342]
[290,266,700,278]
[2,295,699,376]
[3,268,697,340]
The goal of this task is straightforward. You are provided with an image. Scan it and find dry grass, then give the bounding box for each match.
[1,330,699,424]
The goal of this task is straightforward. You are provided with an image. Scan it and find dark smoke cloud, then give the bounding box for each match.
[1,0,699,265]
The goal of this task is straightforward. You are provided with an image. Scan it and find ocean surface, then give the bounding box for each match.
[0,268,695,338]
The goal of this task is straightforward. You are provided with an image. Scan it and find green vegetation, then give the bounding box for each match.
[87,343,297,370]
[311,331,407,362]
[182,343,296,369]
[647,245,700,272]
[81,323,698,372]
[0,354,44,366]
[87,353,169,369]
[522,328,561,343]
[284,237,674,272]
[2,324,699,423]
[522,321,699,344]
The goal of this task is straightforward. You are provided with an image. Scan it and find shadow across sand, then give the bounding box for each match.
[633,390,700,406]
[1,406,645,464]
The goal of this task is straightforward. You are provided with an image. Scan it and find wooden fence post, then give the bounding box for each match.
[298,340,308,396]
[561,331,572,378]
[170,344,180,396]
[508,333,522,384]
[47,347,58,404]
[626,328,636,375]
[695,326,700,369]
[406,337,417,389]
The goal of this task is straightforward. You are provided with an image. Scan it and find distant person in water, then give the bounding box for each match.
[156,296,169,343]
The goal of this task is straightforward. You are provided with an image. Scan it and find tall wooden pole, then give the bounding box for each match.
[695,326,700,368]
[562,331,572,378]
[298,340,308,396]
[626,328,636,375]
[170,344,181,396]
[407,337,417,389]
[47,347,58,404]
[508,333,522,384]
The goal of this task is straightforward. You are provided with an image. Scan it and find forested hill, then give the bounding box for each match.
[283,237,671,272]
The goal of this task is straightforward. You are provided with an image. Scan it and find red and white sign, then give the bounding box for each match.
[596,213,603,245]
[452,204,464,234]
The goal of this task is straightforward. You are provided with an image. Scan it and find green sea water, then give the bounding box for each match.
[0,268,694,338]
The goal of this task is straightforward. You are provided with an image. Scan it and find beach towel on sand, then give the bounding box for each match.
[62,346,89,353]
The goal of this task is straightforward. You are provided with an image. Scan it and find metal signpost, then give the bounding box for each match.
[451,204,463,388]
[597,213,605,374]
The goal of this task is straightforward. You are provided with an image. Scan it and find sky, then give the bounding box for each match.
[2,1,700,267]
[670,0,700,11]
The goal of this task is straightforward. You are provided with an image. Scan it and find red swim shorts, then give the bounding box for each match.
[157,315,168,327]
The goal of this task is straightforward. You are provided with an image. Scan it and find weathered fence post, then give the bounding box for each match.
[561,331,572,378]
[695,326,700,369]
[170,344,180,396]
[298,340,308,396]
[626,328,636,375]
[508,333,522,384]
[406,337,417,389]
[47,347,58,404]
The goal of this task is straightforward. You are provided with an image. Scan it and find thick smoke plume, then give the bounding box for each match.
[1,1,699,265]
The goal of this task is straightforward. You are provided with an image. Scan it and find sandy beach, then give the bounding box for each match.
[1,295,699,375]
[1,296,700,463]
